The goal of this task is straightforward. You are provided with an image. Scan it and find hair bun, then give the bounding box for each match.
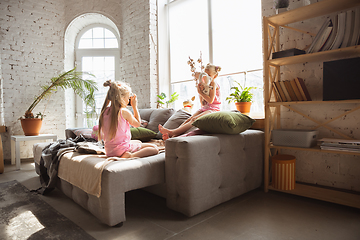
[215,66,221,72]
[104,80,111,87]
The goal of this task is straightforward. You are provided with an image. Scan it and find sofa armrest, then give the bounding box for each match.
[165,130,264,217]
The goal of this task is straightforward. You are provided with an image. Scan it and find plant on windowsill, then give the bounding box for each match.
[19,67,98,136]
[226,81,257,115]
[156,92,179,109]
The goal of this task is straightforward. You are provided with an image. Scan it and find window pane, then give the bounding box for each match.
[212,0,263,74]
[78,27,118,49]
[169,0,209,83]
[78,39,92,49]
[93,38,104,48]
[93,57,104,71]
[104,28,116,38]
[171,70,263,116]
[104,57,115,71]
[105,38,118,48]
[93,27,104,38]
[81,56,116,127]
[82,29,92,39]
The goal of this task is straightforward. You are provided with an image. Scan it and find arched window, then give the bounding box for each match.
[75,24,120,127]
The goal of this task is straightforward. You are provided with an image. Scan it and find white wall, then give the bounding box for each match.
[262,0,360,191]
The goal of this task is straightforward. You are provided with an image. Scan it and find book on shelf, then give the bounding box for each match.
[294,77,312,101]
[321,15,338,51]
[290,79,304,101]
[284,80,299,101]
[312,18,333,53]
[272,82,283,102]
[318,138,360,153]
[341,9,355,48]
[274,82,287,102]
[279,81,292,101]
[349,7,360,47]
[307,17,333,53]
[330,12,347,50]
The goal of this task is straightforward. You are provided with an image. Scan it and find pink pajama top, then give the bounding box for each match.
[102,107,132,157]
[199,83,221,112]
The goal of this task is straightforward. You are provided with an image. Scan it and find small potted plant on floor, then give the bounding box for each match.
[19,68,98,136]
[226,81,257,115]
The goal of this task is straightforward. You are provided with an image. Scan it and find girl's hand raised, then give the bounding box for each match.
[197,83,204,94]
[130,94,138,108]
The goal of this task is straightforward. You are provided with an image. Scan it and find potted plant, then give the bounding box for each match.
[19,67,98,136]
[156,92,179,108]
[226,81,257,115]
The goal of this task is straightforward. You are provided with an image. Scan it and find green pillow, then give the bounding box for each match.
[130,127,157,141]
[192,111,255,134]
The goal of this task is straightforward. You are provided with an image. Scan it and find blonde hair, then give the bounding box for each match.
[98,80,132,141]
[205,63,221,78]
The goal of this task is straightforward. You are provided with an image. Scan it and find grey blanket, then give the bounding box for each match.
[37,138,79,194]
[36,136,105,195]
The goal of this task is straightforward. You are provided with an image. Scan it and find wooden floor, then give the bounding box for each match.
[1,160,360,240]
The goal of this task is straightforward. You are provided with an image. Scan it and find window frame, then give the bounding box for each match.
[160,0,264,117]
[75,24,121,127]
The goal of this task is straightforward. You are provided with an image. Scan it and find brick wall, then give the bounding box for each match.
[0,0,158,159]
[64,0,158,109]
[262,0,360,191]
[0,0,66,159]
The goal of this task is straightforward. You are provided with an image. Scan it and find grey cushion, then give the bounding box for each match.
[156,109,191,138]
[145,108,175,133]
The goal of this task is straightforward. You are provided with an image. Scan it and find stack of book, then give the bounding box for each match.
[307,7,360,53]
[319,138,360,153]
[272,77,312,102]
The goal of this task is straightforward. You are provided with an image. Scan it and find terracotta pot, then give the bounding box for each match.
[235,102,252,115]
[20,118,42,136]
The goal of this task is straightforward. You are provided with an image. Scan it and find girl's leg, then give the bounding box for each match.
[159,110,213,139]
[126,143,159,158]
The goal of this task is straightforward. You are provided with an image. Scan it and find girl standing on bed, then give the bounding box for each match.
[159,63,222,140]
[98,80,159,158]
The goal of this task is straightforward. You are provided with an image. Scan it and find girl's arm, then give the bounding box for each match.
[121,94,141,127]
[197,80,216,104]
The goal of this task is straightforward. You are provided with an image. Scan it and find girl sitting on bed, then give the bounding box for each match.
[98,80,159,158]
[159,63,222,140]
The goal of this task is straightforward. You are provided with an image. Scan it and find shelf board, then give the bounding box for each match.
[270,144,360,156]
[268,0,360,26]
[268,99,360,106]
[268,45,360,66]
[268,183,360,209]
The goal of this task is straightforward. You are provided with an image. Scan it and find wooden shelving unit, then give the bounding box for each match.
[263,0,360,208]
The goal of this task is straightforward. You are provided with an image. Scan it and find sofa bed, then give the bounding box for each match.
[33,108,264,226]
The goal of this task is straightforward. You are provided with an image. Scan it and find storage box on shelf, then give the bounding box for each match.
[263,0,360,208]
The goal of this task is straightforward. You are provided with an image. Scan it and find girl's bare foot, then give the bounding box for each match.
[158,124,173,139]
[162,133,169,140]
[121,152,132,158]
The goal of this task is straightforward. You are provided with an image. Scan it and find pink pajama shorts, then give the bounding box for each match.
[127,140,142,153]
[105,140,142,157]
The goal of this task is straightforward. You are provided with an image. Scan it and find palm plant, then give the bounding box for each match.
[21,67,98,119]
[226,81,257,103]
